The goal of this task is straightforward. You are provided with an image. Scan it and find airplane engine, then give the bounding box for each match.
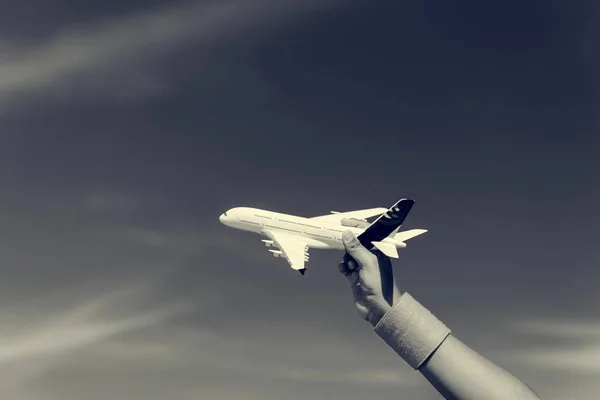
[262,239,274,248]
[269,249,282,258]
[382,238,407,248]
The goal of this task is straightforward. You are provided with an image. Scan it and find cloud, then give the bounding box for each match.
[0,280,195,396]
[0,284,190,365]
[85,192,137,211]
[220,362,419,387]
[0,0,338,112]
[495,319,600,374]
[511,319,600,339]
[0,294,420,400]
[109,222,270,265]
[256,365,418,387]
[77,323,419,389]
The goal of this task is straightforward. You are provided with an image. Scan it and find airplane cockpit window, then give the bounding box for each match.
[223,212,228,216]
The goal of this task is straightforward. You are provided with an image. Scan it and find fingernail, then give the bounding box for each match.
[347,259,357,270]
[342,231,354,242]
[343,231,359,248]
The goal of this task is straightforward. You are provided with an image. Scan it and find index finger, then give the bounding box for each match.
[340,218,370,229]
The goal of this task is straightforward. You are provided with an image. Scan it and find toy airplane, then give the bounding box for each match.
[219,198,427,275]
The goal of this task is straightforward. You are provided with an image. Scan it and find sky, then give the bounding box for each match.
[0,0,598,399]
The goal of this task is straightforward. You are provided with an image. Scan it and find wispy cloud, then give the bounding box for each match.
[79,323,420,389]
[110,222,270,265]
[85,192,137,211]
[0,280,195,396]
[251,364,418,387]
[511,319,600,340]
[495,319,600,374]
[0,0,338,112]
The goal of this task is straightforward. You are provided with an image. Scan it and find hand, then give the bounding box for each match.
[338,218,401,327]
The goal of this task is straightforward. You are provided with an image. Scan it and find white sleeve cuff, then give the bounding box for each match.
[374,292,451,370]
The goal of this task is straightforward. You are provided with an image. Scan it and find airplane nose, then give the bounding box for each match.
[219,214,225,224]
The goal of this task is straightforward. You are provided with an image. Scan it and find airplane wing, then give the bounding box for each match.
[309,207,388,225]
[262,230,309,274]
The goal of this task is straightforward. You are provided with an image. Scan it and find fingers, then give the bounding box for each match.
[372,250,399,306]
[338,256,359,276]
[340,218,371,229]
[338,261,350,277]
[338,261,360,288]
[342,230,375,267]
[342,254,359,270]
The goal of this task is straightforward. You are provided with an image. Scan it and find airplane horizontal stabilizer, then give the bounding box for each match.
[393,229,428,242]
[371,241,399,258]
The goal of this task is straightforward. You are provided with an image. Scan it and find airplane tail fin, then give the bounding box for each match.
[357,198,415,248]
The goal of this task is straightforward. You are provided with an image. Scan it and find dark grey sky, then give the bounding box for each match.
[0,1,598,399]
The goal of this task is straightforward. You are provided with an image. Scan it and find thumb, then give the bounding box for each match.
[342,231,373,267]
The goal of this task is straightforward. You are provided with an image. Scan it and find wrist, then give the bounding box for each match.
[366,300,392,327]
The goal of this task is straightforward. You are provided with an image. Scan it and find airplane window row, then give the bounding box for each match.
[254,214,272,219]
[312,234,333,240]
[240,220,260,225]
[278,219,321,229]
[264,224,302,234]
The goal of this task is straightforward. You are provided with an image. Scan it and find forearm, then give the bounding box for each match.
[374,293,540,400]
[420,335,540,399]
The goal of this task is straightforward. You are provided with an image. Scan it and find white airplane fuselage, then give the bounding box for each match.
[219,207,407,250]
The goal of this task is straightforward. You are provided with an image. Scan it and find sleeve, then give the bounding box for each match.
[374,292,451,369]
[374,293,541,400]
